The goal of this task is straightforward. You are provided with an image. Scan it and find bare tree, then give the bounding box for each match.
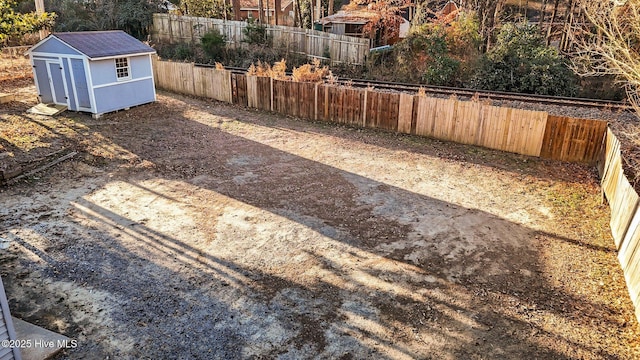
[540,0,548,25]
[545,0,560,45]
[462,0,507,50]
[572,0,640,113]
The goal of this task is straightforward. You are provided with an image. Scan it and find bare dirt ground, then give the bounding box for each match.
[2,71,640,359]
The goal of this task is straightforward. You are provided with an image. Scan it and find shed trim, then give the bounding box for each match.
[90,52,156,61]
[30,51,85,60]
[65,58,79,110]
[27,35,84,57]
[149,54,157,102]
[83,57,98,113]
[92,75,154,89]
[29,56,43,103]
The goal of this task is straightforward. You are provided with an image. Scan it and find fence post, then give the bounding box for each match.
[362,89,368,127]
[227,71,233,104]
[324,85,329,121]
[314,82,319,121]
[270,77,274,112]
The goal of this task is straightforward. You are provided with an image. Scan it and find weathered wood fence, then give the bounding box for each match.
[153,59,640,324]
[600,130,640,323]
[153,59,607,163]
[153,60,233,103]
[151,13,370,65]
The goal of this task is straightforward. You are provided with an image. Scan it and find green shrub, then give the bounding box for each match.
[200,28,227,61]
[394,25,461,86]
[242,19,272,46]
[173,43,195,60]
[470,23,578,96]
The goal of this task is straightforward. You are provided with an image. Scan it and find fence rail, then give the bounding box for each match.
[151,13,370,65]
[153,59,607,163]
[153,58,640,325]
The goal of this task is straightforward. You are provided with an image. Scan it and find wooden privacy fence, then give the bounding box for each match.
[153,59,607,164]
[601,129,640,323]
[151,13,370,65]
[153,59,233,103]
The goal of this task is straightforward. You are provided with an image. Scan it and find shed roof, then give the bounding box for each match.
[49,31,155,59]
[319,10,380,25]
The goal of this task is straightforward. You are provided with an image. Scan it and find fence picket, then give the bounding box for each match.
[152,13,369,65]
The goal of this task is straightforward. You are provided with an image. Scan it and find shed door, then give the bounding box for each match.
[70,59,91,109]
[46,61,68,106]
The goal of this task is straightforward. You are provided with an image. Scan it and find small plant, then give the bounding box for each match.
[270,59,288,80]
[322,46,331,60]
[173,43,194,60]
[201,29,227,61]
[326,71,338,85]
[247,61,271,76]
[247,63,257,75]
[243,18,272,46]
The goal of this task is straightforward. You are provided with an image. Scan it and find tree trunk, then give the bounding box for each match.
[275,0,282,24]
[546,0,560,45]
[310,0,314,29]
[232,0,241,20]
[259,0,264,24]
[34,0,46,39]
[328,0,334,15]
[266,0,271,24]
[560,0,575,51]
[294,0,301,27]
[539,0,547,26]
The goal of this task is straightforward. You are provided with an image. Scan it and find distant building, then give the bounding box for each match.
[318,8,410,46]
[239,0,295,25]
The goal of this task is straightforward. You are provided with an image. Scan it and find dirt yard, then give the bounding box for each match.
[2,75,640,359]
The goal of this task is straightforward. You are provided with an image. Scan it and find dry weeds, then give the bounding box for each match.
[292,59,330,83]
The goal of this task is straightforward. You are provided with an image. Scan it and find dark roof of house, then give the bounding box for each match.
[319,10,379,25]
[53,31,155,59]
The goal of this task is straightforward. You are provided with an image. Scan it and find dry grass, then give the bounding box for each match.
[292,59,330,83]
[0,55,31,83]
[247,59,289,80]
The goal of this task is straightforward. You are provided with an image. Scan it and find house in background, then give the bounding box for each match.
[28,30,156,118]
[239,0,295,25]
[318,8,410,46]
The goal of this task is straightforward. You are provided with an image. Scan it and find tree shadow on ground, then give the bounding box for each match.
[0,97,633,359]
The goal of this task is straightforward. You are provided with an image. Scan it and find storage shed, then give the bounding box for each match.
[28,30,157,117]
